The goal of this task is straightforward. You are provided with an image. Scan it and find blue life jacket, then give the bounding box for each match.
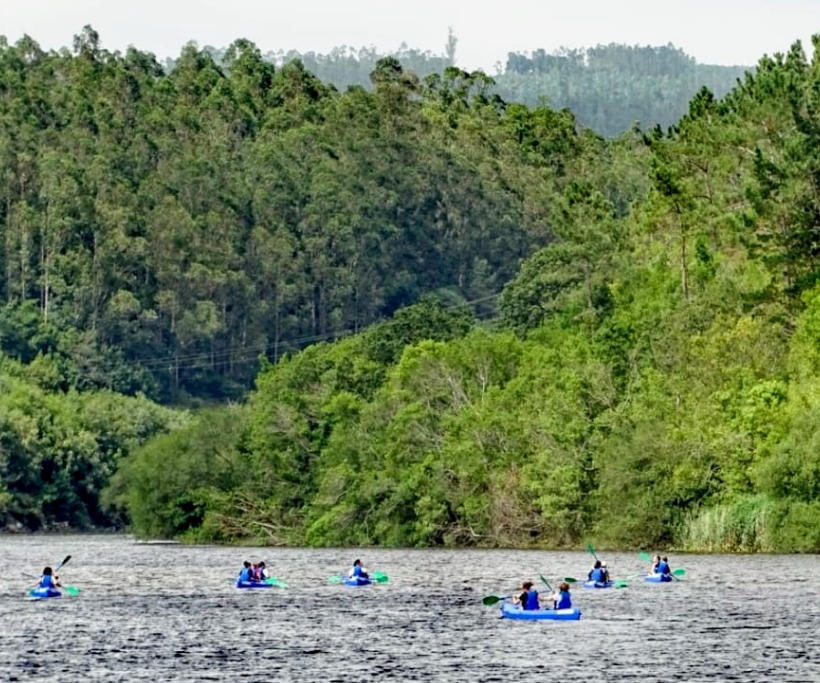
[39,575,55,589]
[590,568,606,583]
[524,589,540,610]
[555,590,572,609]
[352,565,367,578]
[657,561,670,575]
[239,568,253,582]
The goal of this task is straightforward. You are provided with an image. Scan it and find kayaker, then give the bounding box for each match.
[255,561,268,581]
[657,556,672,576]
[238,561,254,582]
[349,559,369,579]
[34,566,61,590]
[549,582,572,609]
[512,581,540,610]
[651,555,661,574]
[588,560,606,583]
[601,561,611,583]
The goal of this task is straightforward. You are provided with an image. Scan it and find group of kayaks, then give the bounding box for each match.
[489,548,684,622]
[25,549,681,622]
[235,558,387,590]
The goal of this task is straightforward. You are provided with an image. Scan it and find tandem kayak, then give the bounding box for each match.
[29,588,61,599]
[500,602,581,621]
[644,573,673,583]
[236,580,273,589]
[583,580,613,589]
[344,577,372,586]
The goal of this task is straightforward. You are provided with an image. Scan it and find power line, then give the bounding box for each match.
[135,292,503,372]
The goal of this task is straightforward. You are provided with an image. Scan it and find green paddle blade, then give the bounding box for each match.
[371,572,388,583]
[638,552,652,562]
[673,568,685,577]
[614,581,629,589]
[328,576,344,583]
[587,544,598,559]
[265,577,288,588]
[482,594,509,606]
[63,585,80,596]
[538,574,553,591]
[564,577,579,583]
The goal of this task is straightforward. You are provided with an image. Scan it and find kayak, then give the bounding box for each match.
[583,580,613,589]
[236,580,273,589]
[500,602,581,621]
[644,573,673,583]
[29,587,61,599]
[344,577,372,586]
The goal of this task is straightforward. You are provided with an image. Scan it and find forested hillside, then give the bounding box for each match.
[204,40,750,137]
[0,27,591,403]
[119,34,820,552]
[5,26,820,552]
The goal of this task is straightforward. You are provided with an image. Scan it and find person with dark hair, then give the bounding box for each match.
[511,581,540,610]
[549,582,572,609]
[238,561,254,582]
[588,559,606,583]
[349,559,369,580]
[657,556,672,576]
[34,566,61,591]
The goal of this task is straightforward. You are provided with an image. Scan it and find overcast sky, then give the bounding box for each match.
[2,0,817,71]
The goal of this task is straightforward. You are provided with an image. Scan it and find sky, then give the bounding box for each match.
[2,0,817,71]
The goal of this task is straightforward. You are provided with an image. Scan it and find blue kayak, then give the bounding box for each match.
[29,587,61,599]
[644,573,673,583]
[344,577,372,586]
[236,580,273,589]
[583,580,613,589]
[500,602,581,621]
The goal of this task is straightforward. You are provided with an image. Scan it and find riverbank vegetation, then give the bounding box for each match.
[3,28,820,551]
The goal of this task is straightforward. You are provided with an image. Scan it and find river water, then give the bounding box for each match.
[0,535,817,682]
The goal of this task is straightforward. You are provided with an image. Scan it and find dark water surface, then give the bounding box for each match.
[0,535,817,682]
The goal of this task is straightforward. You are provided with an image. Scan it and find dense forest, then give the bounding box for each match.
[4,26,820,552]
[192,37,751,137]
[0,27,584,403]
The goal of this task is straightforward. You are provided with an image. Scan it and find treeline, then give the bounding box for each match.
[0,353,183,530]
[116,36,820,552]
[191,39,751,137]
[497,44,750,137]
[0,27,591,403]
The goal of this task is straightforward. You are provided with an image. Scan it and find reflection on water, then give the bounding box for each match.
[0,536,818,682]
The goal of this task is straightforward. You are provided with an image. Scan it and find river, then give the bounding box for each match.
[0,535,816,682]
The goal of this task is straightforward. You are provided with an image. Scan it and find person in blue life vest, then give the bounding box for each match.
[549,582,572,610]
[601,561,611,583]
[588,560,607,583]
[238,561,254,582]
[255,561,268,581]
[34,566,61,590]
[349,559,369,579]
[512,581,540,610]
[656,556,672,576]
[651,555,661,574]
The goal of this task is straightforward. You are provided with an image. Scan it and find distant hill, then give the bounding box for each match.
[175,40,752,137]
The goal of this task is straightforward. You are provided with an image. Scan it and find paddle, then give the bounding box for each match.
[481,594,511,606]
[565,575,627,588]
[264,577,289,588]
[55,555,71,573]
[587,544,599,561]
[538,574,554,592]
[329,571,388,583]
[638,552,653,563]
